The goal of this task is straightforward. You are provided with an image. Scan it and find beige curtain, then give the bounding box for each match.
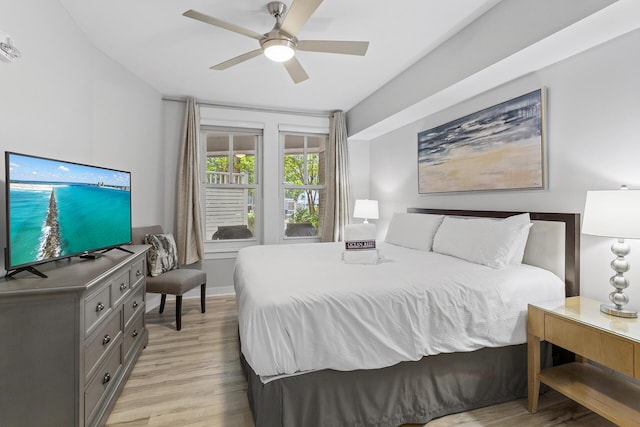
[321,111,353,242]
[175,98,204,264]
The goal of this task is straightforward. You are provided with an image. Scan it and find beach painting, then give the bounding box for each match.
[418,89,545,194]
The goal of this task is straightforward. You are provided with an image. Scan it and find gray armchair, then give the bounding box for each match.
[132,225,206,331]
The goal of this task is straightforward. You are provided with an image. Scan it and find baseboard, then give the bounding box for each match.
[145,285,235,312]
[205,285,235,296]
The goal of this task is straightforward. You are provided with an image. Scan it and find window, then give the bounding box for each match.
[281,132,327,239]
[201,127,261,245]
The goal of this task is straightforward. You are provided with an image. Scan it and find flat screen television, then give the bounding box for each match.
[5,151,132,277]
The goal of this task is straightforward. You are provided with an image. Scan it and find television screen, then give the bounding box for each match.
[5,151,132,273]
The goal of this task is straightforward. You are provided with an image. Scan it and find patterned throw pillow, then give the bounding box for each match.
[145,233,179,277]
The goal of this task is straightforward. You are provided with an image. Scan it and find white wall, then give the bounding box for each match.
[367,28,640,309]
[0,1,163,270]
[347,140,370,201]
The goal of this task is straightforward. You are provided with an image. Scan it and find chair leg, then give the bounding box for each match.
[176,295,182,331]
[159,294,167,314]
[201,283,206,313]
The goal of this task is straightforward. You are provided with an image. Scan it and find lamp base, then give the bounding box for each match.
[600,303,638,318]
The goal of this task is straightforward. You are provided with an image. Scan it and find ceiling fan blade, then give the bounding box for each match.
[210,49,263,70]
[283,57,309,84]
[280,0,323,37]
[297,40,369,56]
[183,9,264,40]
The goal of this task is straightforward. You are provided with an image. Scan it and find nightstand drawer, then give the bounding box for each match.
[545,313,634,376]
[529,297,640,425]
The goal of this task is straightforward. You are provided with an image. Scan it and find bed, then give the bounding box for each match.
[234,209,580,427]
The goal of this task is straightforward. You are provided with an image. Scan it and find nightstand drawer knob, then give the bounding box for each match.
[132,301,138,309]
[103,373,111,385]
[119,283,127,291]
[132,330,138,338]
[96,302,105,313]
[102,335,111,346]
[136,270,142,277]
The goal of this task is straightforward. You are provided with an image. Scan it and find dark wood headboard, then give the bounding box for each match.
[407,208,580,297]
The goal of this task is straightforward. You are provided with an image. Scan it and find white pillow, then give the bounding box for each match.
[384,213,444,251]
[503,213,532,264]
[432,216,531,268]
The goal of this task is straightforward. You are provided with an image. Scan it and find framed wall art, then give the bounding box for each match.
[417,89,546,194]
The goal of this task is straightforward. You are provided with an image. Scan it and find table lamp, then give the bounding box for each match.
[353,199,379,224]
[582,186,640,318]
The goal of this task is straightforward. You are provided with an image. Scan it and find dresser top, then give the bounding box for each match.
[530,296,640,343]
[0,245,149,296]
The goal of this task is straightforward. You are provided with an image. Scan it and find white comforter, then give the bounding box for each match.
[234,242,564,382]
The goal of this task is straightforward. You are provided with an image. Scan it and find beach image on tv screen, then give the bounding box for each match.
[7,153,131,267]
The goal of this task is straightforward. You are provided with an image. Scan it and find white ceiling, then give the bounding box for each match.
[57,0,501,113]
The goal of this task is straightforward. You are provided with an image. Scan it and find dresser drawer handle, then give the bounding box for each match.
[102,335,111,345]
[96,302,105,313]
[119,283,127,291]
[132,301,138,309]
[102,373,111,385]
[136,270,142,277]
[132,329,138,338]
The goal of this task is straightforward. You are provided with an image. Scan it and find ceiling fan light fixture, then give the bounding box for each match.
[261,38,296,62]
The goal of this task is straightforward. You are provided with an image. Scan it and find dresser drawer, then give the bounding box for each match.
[111,269,131,307]
[85,342,123,423]
[545,313,634,376]
[85,282,112,336]
[124,310,145,361]
[85,308,122,380]
[130,258,145,287]
[124,285,145,328]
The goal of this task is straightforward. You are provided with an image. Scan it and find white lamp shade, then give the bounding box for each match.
[582,189,640,238]
[353,199,379,220]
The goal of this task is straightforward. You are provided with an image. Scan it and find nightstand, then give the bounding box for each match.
[527,296,640,426]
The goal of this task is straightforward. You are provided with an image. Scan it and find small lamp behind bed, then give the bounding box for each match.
[582,186,640,318]
[353,199,379,224]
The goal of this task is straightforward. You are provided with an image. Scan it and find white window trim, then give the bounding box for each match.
[200,127,263,254]
[198,104,330,247]
[279,130,328,244]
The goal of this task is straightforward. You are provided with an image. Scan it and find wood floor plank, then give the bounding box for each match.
[107,296,615,427]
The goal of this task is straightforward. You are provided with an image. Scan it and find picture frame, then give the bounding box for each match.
[417,89,546,194]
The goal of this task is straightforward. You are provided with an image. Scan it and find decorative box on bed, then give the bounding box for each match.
[234,209,580,427]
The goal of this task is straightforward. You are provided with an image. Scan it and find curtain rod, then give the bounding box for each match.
[162,96,334,118]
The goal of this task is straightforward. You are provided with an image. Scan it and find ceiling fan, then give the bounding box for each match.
[183,0,369,84]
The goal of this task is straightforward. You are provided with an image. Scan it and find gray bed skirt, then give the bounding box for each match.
[241,343,552,427]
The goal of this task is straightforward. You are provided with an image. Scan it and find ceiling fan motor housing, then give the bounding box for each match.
[267,1,287,21]
[261,2,298,62]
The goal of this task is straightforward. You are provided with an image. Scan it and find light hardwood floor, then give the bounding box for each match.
[106,296,615,427]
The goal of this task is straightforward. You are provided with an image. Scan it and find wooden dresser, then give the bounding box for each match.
[0,245,149,427]
[528,296,640,426]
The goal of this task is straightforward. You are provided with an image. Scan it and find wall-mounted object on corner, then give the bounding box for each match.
[0,31,21,63]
